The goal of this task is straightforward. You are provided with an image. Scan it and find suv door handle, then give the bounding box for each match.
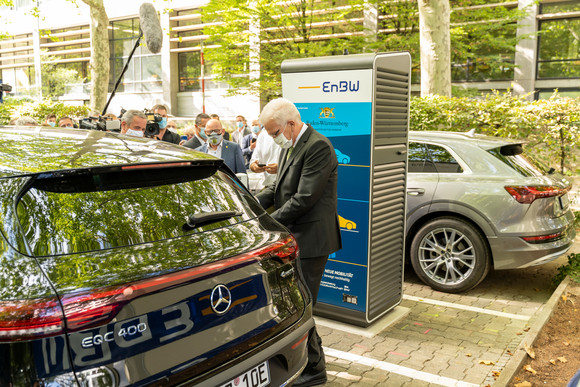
[407,188,425,196]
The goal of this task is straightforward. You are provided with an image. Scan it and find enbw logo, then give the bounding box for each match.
[322,80,360,93]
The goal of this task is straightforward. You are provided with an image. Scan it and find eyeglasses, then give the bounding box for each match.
[204,129,222,135]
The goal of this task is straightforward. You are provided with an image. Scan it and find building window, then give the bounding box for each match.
[109,18,162,93]
[537,6,580,79]
[450,1,517,83]
[0,33,35,95]
[173,9,226,92]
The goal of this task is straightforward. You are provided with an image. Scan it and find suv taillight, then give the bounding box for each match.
[0,297,65,341]
[0,235,297,341]
[504,185,570,204]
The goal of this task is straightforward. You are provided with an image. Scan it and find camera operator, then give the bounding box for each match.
[151,104,181,144]
[120,110,147,137]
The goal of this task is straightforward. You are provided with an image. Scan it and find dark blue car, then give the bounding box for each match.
[0,126,313,386]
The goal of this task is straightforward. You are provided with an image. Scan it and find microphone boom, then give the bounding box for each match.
[139,3,163,54]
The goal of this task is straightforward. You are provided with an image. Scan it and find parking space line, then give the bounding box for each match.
[403,295,531,321]
[324,347,479,387]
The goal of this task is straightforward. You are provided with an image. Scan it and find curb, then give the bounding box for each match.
[493,276,571,386]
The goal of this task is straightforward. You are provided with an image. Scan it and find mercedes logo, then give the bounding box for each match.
[210,284,232,315]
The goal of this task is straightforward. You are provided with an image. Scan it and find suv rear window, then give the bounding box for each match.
[16,170,259,256]
[408,142,463,173]
[487,146,548,177]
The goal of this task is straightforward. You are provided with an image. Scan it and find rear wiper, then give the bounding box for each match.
[182,211,242,231]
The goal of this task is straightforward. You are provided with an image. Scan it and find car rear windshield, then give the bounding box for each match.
[16,169,261,256]
[487,146,549,177]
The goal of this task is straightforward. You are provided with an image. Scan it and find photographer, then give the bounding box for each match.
[120,110,147,137]
[151,104,181,144]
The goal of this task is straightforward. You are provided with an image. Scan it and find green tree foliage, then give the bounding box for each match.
[202,0,366,101]
[0,0,13,39]
[410,91,580,175]
[0,97,90,124]
[201,0,530,98]
[449,0,527,82]
[41,55,85,98]
[371,0,421,81]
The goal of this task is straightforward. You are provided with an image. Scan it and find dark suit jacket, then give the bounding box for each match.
[241,133,256,168]
[256,125,342,259]
[161,129,181,144]
[197,139,246,174]
[183,136,202,150]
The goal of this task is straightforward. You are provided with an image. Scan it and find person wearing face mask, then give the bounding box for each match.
[120,110,148,138]
[151,104,181,144]
[256,98,341,387]
[44,114,57,127]
[232,115,251,146]
[241,119,261,169]
[183,113,211,150]
[195,118,246,174]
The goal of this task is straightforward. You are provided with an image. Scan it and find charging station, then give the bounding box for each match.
[281,52,411,327]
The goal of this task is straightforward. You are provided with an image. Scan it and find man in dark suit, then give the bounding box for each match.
[256,98,341,387]
[196,118,246,174]
[183,113,210,150]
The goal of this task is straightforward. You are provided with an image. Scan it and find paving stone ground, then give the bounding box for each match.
[315,275,559,387]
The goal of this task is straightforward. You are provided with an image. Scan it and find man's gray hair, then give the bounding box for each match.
[195,113,211,126]
[259,98,300,127]
[15,116,39,126]
[122,110,147,126]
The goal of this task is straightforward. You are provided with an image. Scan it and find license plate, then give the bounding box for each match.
[221,361,270,387]
[559,194,570,211]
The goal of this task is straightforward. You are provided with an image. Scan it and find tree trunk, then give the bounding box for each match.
[418,0,451,97]
[82,0,109,114]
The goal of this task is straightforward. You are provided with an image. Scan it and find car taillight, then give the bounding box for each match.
[522,231,564,244]
[0,297,65,341]
[504,185,570,204]
[0,235,298,341]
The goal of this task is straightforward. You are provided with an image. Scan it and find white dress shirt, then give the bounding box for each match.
[250,130,282,189]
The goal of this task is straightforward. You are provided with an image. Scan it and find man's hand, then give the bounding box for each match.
[250,160,266,173]
[250,140,257,150]
[264,163,278,174]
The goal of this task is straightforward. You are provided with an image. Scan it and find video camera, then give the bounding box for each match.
[79,115,121,132]
[143,108,162,137]
[0,82,12,104]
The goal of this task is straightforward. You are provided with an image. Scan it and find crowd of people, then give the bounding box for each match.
[9,104,282,193]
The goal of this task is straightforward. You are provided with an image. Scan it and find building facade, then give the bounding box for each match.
[0,0,578,119]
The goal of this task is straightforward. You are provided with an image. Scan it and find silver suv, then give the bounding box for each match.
[406,131,576,293]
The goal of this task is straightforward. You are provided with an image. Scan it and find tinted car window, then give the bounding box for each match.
[408,142,437,173]
[487,147,547,177]
[16,170,257,256]
[427,144,463,173]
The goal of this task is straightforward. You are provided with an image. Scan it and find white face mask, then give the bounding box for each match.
[273,122,292,149]
[126,129,144,138]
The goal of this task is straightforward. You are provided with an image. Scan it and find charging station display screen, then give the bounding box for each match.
[283,69,374,313]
